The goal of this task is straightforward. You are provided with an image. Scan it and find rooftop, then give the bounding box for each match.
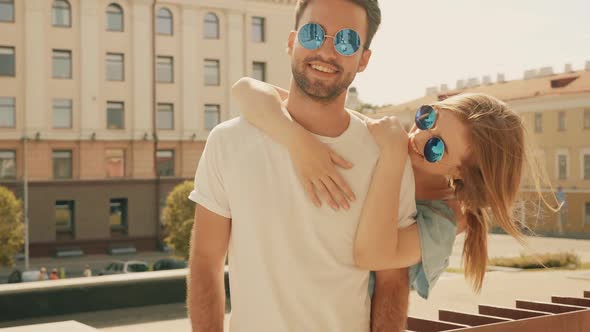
[377,64,590,116]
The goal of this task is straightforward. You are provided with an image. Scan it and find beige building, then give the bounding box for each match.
[0,0,297,256]
[376,64,590,238]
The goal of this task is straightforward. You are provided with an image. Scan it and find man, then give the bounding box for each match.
[187,0,414,330]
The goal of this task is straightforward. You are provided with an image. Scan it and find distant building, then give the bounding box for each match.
[346,87,362,111]
[0,0,296,256]
[346,86,379,114]
[376,65,590,238]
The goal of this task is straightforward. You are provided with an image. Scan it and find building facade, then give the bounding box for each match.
[376,64,590,238]
[0,0,296,256]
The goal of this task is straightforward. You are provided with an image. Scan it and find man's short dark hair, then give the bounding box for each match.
[294,0,381,49]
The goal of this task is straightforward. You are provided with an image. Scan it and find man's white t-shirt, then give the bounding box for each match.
[189,110,416,332]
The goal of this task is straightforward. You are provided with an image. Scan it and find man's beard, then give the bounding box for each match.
[291,57,355,104]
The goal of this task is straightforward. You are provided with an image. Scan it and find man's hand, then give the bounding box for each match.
[187,204,231,332]
[371,268,410,332]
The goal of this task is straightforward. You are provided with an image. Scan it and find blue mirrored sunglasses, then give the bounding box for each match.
[297,23,362,56]
[415,105,446,163]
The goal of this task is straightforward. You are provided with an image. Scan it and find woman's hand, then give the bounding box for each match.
[366,116,408,153]
[287,130,356,210]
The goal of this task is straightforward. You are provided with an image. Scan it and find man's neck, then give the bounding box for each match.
[285,83,350,137]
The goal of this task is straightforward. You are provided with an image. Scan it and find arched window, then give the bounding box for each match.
[203,12,219,39]
[156,8,173,35]
[52,0,71,27]
[106,3,123,32]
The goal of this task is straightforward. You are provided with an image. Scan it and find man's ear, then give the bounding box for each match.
[357,48,372,73]
[287,31,296,56]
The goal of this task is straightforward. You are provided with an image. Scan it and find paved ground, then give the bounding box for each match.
[2,269,587,331]
[449,233,590,269]
[1,234,589,330]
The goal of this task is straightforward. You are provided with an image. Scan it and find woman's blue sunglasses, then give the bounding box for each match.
[415,105,446,163]
[297,23,362,56]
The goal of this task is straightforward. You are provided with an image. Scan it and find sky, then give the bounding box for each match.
[351,0,590,106]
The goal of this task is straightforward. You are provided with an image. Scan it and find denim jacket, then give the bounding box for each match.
[368,200,457,300]
[408,200,457,299]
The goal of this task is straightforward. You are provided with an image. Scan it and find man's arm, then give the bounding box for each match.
[371,268,410,332]
[187,204,231,332]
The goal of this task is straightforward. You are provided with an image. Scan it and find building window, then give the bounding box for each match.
[106,53,124,81]
[110,198,128,233]
[52,0,71,27]
[0,0,14,22]
[106,3,123,32]
[156,150,174,176]
[55,200,74,233]
[156,56,173,83]
[252,17,265,42]
[586,203,590,225]
[52,50,72,79]
[558,111,566,131]
[0,46,15,76]
[205,104,220,130]
[584,110,590,129]
[105,149,125,178]
[0,150,16,179]
[557,153,568,180]
[157,103,174,130]
[252,61,266,82]
[107,101,124,129]
[53,99,72,129]
[204,59,220,86]
[156,8,173,35]
[204,12,219,39]
[53,150,72,179]
[534,113,542,133]
[584,154,590,180]
[0,97,15,128]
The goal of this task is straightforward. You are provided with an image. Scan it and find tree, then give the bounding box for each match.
[0,186,24,267]
[162,181,195,259]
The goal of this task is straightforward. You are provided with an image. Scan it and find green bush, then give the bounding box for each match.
[0,186,24,267]
[162,181,195,259]
[489,252,581,269]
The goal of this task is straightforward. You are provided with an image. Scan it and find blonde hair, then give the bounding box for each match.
[433,93,558,292]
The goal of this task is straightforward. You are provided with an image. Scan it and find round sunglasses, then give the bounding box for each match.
[297,23,362,56]
[415,105,446,163]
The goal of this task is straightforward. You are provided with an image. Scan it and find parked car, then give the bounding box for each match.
[152,258,187,271]
[98,260,149,275]
[7,269,49,283]
[7,269,22,283]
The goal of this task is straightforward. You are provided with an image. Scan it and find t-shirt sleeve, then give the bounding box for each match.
[408,201,457,299]
[188,129,231,219]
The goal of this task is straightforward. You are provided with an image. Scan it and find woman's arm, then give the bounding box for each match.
[231,77,298,147]
[354,149,408,269]
[354,117,409,270]
[358,199,466,271]
[231,77,355,208]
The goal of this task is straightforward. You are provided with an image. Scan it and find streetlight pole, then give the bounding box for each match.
[22,135,29,270]
[152,0,162,251]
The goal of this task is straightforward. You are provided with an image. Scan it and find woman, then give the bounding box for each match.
[231,77,556,296]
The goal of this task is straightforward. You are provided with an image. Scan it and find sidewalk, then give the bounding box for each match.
[449,234,590,269]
